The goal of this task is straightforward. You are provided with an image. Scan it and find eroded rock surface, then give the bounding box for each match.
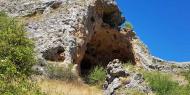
[104,59,152,95]
[0,0,128,66]
[1,0,190,95]
[1,0,189,72]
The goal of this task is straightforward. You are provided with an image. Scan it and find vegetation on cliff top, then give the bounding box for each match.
[123,21,133,30]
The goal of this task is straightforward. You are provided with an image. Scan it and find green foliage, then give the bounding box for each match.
[0,59,18,79]
[143,71,190,95]
[47,64,77,81]
[123,61,135,71]
[0,76,43,95]
[144,72,177,95]
[0,11,43,95]
[87,66,106,86]
[124,21,133,30]
[0,11,7,17]
[0,12,35,75]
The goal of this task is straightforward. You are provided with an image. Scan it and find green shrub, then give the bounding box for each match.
[0,11,43,95]
[87,66,106,86]
[143,71,190,95]
[123,61,135,71]
[0,56,36,95]
[0,59,17,78]
[47,64,77,81]
[0,76,43,95]
[0,11,35,75]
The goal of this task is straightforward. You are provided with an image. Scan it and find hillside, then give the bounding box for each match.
[0,0,190,95]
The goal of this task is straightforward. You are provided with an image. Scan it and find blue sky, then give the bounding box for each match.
[116,0,190,62]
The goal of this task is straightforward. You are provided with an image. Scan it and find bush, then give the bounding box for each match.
[87,66,106,86]
[0,75,43,95]
[143,71,190,95]
[47,64,78,81]
[0,12,35,75]
[0,11,43,95]
[0,58,27,95]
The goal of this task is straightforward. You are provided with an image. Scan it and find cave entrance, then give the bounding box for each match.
[80,55,94,76]
[80,0,134,77]
[80,27,135,77]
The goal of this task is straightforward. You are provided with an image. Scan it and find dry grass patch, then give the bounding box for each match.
[38,79,103,95]
[171,73,189,86]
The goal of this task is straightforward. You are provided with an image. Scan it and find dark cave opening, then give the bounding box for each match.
[80,56,93,76]
[103,12,116,28]
[80,1,135,77]
[80,43,100,76]
[42,46,65,62]
[79,30,135,77]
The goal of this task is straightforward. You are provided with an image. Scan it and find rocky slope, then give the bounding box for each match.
[1,0,190,95]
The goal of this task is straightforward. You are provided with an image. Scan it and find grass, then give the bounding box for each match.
[115,87,146,95]
[38,79,103,95]
[181,69,190,83]
[44,63,105,95]
[123,61,135,70]
[143,71,190,95]
[87,66,106,87]
[47,64,78,82]
[122,62,190,95]
[123,61,143,72]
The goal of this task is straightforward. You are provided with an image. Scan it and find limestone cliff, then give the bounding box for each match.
[0,0,189,73]
[1,0,190,95]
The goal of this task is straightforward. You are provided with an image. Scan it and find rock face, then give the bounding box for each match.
[1,0,189,74]
[104,59,152,95]
[0,0,136,70]
[104,59,128,95]
[1,0,190,95]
